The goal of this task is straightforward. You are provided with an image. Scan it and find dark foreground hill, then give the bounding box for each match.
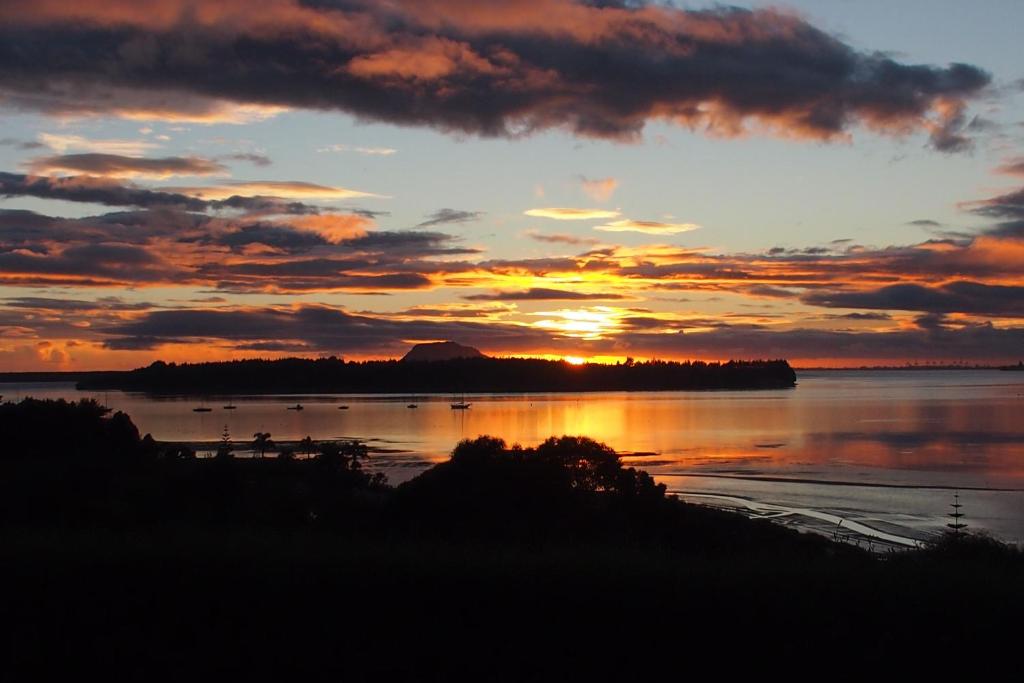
[76,356,797,394]
[1,399,1019,678]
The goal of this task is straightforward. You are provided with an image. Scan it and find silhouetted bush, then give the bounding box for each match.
[0,397,144,461]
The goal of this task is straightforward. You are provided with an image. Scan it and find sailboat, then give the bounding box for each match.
[450,394,470,410]
[222,399,237,410]
[192,401,212,413]
[287,403,304,411]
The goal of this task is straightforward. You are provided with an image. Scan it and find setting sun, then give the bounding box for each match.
[564,355,586,365]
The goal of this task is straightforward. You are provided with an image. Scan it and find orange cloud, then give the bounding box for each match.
[287,214,374,242]
[579,176,618,202]
[26,154,228,179]
[167,181,380,200]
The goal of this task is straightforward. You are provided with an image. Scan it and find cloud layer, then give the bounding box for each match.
[0,0,989,147]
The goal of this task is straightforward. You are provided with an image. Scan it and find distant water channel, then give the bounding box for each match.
[6,370,1024,546]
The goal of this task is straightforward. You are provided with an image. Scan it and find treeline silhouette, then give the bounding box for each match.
[1,398,1020,678]
[76,356,797,394]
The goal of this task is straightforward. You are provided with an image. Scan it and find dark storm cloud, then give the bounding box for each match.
[416,209,484,228]
[0,1,989,148]
[338,231,480,256]
[0,207,212,250]
[968,187,1024,220]
[0,172,210,211]
[979,220,1024,240]
[100,304,553,353]
[0,243,178,285]
[25,153,228,177]
[3,296,154,312]
[463,288,627,301]
[202,259,436,292]
[0,202,475,292]
[0,172,322,214]
[802,281,1024,318]
[217,223,330,253]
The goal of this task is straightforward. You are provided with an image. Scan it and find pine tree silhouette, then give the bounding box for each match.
[216,424,234,459]
[947,491,967,536]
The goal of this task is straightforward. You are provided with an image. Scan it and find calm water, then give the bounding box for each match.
[6,370,1024,544]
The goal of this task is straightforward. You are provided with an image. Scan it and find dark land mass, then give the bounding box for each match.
[75,356,797,394]
[1,398,1021,677]
[0,370,120,384]
[797,363,1016,371]
[401,340,486,362]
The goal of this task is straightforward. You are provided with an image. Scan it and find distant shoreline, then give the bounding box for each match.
[4,362,1022,386]
[65,357,798,394]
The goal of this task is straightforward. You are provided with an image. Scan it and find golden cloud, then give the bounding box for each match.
[593,219,700,235]
[525,208,620,220]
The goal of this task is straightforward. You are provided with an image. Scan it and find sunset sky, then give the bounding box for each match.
[2,0,1024,369]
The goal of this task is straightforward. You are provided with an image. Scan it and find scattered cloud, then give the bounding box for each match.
[166,181,380,200]
[579,176,618,202]
[996,158,1024,177]
[219,153,272,167]
[37,133,158,156]
[0,137,44,150]
[417,208,483,228]
[25,153,229,179]
[524,230,600,246]
[593,219,700,235]
[803,281,1024,318]
[525,208,620,220]
[317,144,397,156]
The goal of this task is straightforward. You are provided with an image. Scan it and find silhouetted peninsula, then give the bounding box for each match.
[76,355,797,394]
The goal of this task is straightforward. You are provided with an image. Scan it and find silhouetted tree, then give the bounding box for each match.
[216,425,234,459]
[316,441,345,470]
[341,440,369,470]
[252,432,275,459]
[0,397,144,460]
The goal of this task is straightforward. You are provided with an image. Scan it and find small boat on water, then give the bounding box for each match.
[193,406,212,413]
[407,404,418,409]
[337,405,349,410]
[287,403,304,411]
[450,401,471,410]
[222,402,237,410]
